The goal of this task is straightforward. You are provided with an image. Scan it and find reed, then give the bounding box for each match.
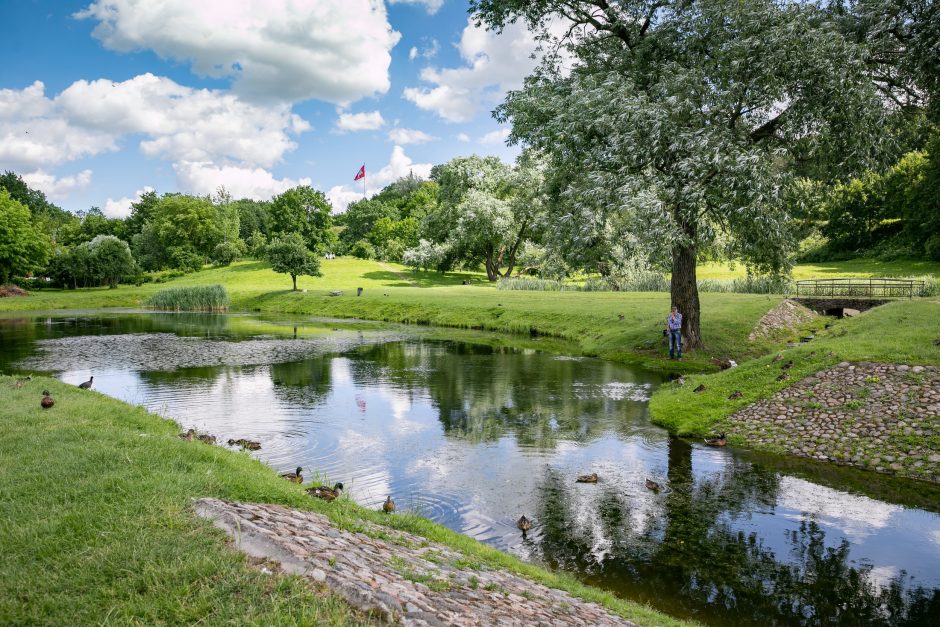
[147,284,229,311]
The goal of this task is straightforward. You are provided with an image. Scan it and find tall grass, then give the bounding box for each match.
[147,284,229,311]
[501,273,791,294]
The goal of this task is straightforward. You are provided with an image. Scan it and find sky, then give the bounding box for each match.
[0,0,548,215]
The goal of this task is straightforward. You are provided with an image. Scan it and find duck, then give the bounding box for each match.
[40,390,55,409]
[14,375,32,388]
[645,479,661,492]
[227,438,261,451]
[280,466,303,483]
[704,432,727,447]
[693,384,706,393]
[197,433,217,445]
[781,360,793,370]
[776,372,790,382]
[772,354,783,362]
[728,390,743,400]
[516,515,532,533]
[78,376,94,389]
[575,473,599,483]
[179,428,196,441]
[383,495,396,514]
[306,483,344,501]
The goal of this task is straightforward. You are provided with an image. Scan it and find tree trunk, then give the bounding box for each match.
[484,247,499,282]
[291,273,297,291]
[670,229,702,350]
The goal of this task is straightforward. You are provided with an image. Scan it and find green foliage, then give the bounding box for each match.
[211,240,246,267]
[266,233,321,290]
[0,189,50,283]
[167,246,204,273]
[269,186,333,252]
[232,198,272,240]
[147,284,229,311]
[85,235,136,288]
[349,238,376,260]
[0,171,74,236]
[402,239,449,272]
[58,207,123,247]
[246,232,268,259]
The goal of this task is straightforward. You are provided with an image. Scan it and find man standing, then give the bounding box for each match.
[667,305,683,360]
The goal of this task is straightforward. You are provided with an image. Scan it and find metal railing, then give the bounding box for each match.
[794,277,923,299]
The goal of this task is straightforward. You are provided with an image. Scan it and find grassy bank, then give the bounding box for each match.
[649,300,940,436]
[0,376,690,627]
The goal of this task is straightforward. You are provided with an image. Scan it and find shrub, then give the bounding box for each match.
[350,239,376,260]
[146,285,229,311]
[167,246,203,273]
[497,277,567,291]
[212,240,245,266]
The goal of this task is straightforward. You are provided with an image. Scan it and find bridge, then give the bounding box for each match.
[792,277,923,317]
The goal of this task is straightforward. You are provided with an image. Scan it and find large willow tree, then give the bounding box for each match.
[473,0,888,348]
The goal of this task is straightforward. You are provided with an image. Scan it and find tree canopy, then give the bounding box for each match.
[0,189,50,283]
[266,232,321,291]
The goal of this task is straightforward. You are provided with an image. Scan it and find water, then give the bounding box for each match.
[2,312,939,625]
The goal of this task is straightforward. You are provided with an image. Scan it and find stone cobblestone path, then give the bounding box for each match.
[723,362,940,482]
[194,498,639,626]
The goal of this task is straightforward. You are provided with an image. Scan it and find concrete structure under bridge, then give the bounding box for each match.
[793,278,923,318]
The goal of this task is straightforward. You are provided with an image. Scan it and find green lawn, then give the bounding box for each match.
[697,258,940,280]
[649,300,940,436]
[0,376,690,627]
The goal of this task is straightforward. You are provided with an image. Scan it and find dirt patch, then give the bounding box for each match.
[0,285,28,298]
[749,299,816,341]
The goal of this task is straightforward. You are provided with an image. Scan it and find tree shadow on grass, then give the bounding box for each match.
[226,261,269,273]
[360,270,490,288]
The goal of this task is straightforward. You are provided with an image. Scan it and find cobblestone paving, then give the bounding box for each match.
[194,498,639,626]
[724,363,940,482]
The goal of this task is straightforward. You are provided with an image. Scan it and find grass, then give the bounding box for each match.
[147,284,229,311]
[649,300,940,436]
[0,375,690,627]
[697,258,940,279]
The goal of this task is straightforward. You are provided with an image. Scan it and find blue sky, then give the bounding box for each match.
[0,0,544,214]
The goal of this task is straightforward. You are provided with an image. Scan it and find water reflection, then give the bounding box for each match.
[2,312,939,626]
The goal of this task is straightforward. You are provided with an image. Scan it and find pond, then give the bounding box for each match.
[2,311,939,625]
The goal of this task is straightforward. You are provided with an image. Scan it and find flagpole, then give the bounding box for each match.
[362,164,366,199]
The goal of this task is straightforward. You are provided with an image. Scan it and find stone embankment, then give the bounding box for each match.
[723,363,940,482]
[194,498,638,626]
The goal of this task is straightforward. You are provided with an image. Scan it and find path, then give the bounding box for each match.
[195,498,639,626]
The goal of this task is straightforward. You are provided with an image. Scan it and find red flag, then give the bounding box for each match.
[354,165,365,181]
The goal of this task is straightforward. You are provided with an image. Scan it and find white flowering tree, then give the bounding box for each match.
[472,0,888,348]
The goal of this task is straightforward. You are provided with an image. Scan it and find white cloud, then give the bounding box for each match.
[335,110,385,132]
[408,39,440,62]
[479,128,510,144]
[174,161,311,200]
[389,0,444,15]
[75,0,400,104]
[456,132,470,142]
[21,169,93,200]
[102,186,154,218]
[327,145,432,212]
[387,128,436,145]
[0,76,309,174]
[403,19,548,122]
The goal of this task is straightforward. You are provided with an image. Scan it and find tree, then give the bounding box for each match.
[86,235,136,288]
[474,0,887,348]
[269,186,333,253]
[0,171,75,242]
[266,233,321,290]
[0,189,50,283]
[149,194,227,268]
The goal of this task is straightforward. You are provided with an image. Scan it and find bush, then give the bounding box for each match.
[497,277,568,291]
[247,232,268,259]
[350,239,375,260]
[212,240,245,266]
[146,285,229,311]
[167,246,203,273]
[402,240,449,272]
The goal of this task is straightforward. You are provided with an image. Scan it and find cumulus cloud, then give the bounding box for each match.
[21,169,93,200]
[335,110,385,132]
[479,128,510,144]
[174,161,312,200]
[327,145,432,212]
[408,39,440,61]
[75,0,400,104]
[456,132,470,142]
[403,18,570,123]
[0,75,309,178]
[389,0,444,14]
[102,186,154,218]
[387,127,435,144]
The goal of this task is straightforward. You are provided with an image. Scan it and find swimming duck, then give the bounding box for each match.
[40,390,54,408]
[78,376,94,389]
[693,384,706,393]
[227,438,261,450]
[776,372,790,382]
[704,433,727,447]
[280,466,303,483]
[383,495,396,514]
[516,515,532,533]
[306,483,344,501]
[645,479,661,492]
[728,390,743,400]
[575,473,599,483]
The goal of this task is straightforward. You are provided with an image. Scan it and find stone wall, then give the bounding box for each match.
[723,362,940,482]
